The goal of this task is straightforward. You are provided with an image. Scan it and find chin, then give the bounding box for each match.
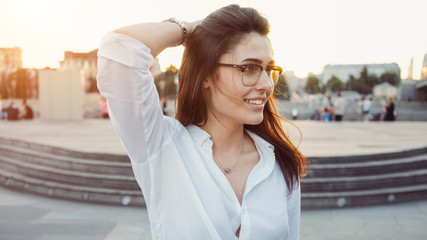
[244,115,264,125]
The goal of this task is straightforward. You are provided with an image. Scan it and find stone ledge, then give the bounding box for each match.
[0,172,145,207]
[0,144,133,175]
[302,169,427,192]
[0,156,140,190]
[302,184,427,209]
[0,137,130,162]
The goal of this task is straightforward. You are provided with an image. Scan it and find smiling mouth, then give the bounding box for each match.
[244,99,264,105]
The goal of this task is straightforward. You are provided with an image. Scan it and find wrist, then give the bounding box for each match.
[163,18,188,46]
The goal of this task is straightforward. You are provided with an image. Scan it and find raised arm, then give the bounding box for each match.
[97,20,199,165]
[114,20,200,58]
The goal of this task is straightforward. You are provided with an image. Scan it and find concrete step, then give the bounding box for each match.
[308,146,427,164]
[0,169,145,206]
[0,144,134,175]
[2,136,427,208]
[0,137,129,162]
[301,184,427,209]
[306,153,427,177]
[302,168,427,192]
[0,155,140,190]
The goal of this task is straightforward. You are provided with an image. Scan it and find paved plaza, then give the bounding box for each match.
[1,119,427,239]
[1,185,427,240]
[1,119,427,157]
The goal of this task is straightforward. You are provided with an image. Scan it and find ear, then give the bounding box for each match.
[203,76,212,89]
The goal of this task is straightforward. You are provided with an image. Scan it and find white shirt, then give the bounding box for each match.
[333,97,346,115]
[97,31,301,240]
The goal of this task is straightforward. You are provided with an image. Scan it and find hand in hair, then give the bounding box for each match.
[182,20,203,48]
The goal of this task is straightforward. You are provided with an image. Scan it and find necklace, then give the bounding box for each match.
[212,134,245,174]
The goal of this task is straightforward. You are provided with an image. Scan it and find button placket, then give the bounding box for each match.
[239,201,251,239]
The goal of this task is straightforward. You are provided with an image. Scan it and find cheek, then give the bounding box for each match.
[214,80,247,103]
[206,89,247,117]
[212,88,243,107]
[267,87,274,98]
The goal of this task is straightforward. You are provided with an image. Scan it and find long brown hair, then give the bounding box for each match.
[175,4,308,192]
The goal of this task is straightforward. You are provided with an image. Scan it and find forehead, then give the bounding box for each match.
[221,32,274,63]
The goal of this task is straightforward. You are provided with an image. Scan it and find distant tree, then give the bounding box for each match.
[304,75,321,94]
[274,74,290,100]
[345,74,358,91]
[7,68,30,100]
[379,72,399,86]
[165,65,178,73]
[326,75,344,92]
[359,66,369,85]
[367,74,380,89]
[154,65,179,98]
[347,66,378,94]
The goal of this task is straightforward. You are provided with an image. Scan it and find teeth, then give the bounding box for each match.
[245,99,264,105]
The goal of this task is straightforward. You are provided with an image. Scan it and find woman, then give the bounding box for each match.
[97,4,308,239]
[384,97,395,121]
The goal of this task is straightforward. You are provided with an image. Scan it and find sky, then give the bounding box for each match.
[0,0,426,79]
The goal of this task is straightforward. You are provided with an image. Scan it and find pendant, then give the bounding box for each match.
[225,168,232,174]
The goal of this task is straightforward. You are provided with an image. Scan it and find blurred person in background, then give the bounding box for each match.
[333,92,346,122]
[97,4,308,239]
[358,96,364,120]
[100,97,109,119]
[309,92,322,120]
[362,96,372,122]
[4,102,19,120]
[22,101,34,120]
[383,97,395,121]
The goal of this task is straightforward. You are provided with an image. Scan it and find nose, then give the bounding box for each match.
[254,70,274,93]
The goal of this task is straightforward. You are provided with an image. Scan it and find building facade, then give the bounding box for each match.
[60,49,161,92]
[0,47,22,72]
[60,50,98,92]
[397,79,427,102]
[321,63,401,84]
[0,47,23,98]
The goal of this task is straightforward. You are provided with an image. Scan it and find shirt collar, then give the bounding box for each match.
[186,124,275,153]
[245,130,275,153]
[186,124,213,149]
[186,124,277,195]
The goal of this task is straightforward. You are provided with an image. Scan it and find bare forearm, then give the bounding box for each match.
[114,21,197,58]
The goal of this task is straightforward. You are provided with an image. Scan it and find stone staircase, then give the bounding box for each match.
[302,148,427,208]
[0,137,144,206]
[1,136,427,208]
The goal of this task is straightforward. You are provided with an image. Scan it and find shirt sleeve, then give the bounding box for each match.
[96,31,166,165]
[287,182,301,240]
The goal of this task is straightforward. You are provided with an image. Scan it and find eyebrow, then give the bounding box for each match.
[240,58,275,65]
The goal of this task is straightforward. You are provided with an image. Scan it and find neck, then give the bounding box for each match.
[201,112,245,154]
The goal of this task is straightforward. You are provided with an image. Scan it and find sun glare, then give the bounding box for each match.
[22,0,48,12]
